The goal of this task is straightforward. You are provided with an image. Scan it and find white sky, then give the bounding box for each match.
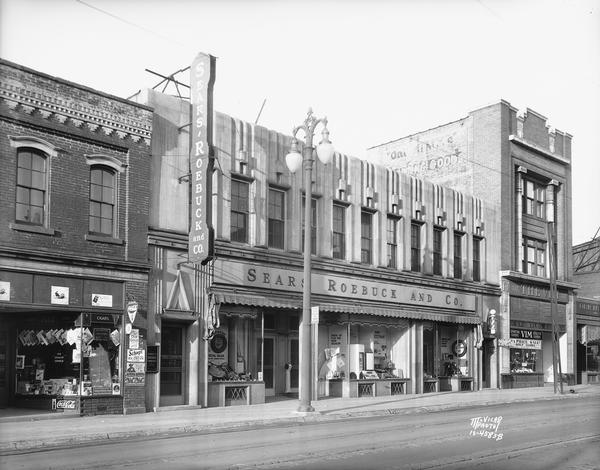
[1,0,598,245]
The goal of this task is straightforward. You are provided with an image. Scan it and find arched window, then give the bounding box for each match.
[16,148,47,225]
[89,166,116,235]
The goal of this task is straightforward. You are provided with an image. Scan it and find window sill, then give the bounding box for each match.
[85,234,124,245]
[9,222,56,236]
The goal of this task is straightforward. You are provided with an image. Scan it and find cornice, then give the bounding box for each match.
[0,80,151,146]
[509,135,570,166]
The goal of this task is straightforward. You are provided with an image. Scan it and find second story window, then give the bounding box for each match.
[523,237,546,277]
[302,196,317,255]
[473,236,482,282]
[433,227,443,275]
[361,211,372,264]
[231,179,249,243]
[454,231,463,279]
[411,222,421,272]
[332,204,346,260]
[386,217,398,268]
[16,149,47,225]
[268,188,285,249]
[89,167,116,235]
[523,179,546,219]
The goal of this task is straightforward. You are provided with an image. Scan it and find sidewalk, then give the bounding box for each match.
[1,384,598,454]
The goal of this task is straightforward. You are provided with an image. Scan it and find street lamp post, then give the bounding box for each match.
[285,108,334,413]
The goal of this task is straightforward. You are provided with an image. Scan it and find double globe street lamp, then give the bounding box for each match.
[285,108,335,412]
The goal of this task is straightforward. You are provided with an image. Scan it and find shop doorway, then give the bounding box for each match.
[160,324,186,406]
[262,336,275,396]
[482,338,492,388]
[289,338,299,391]
[0,322,10,408]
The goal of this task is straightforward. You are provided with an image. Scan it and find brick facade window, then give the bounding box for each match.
[301,196,317,255]
[522,237,546,277]
[89,166,116,235]
[411,222,421,272]
[386,216,398,268]
[16,148,47,225]
[523,179,546,219]
[453,231,463,279]
[268,188,285,249]
[361,211,372,264]
[433,227,443,275]
[332,203,345,260]
[231,179,249,243]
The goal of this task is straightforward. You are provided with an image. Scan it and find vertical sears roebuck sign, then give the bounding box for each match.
[189,52,216,264]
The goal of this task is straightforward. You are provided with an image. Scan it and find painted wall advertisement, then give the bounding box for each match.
[208,324,228,366]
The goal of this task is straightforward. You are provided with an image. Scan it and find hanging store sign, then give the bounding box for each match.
[498,338,542,350]
[510,328,542,340]
[189,52,216,265]
[214,260,476,311]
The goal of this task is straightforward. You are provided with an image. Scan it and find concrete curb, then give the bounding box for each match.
[0,390,592,455]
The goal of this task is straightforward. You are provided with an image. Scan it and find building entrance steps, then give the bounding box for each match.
[1,384,598,454]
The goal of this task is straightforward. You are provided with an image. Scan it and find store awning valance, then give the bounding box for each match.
[319,302,481,325]
[211,291,301,310]
[580,325,600,345]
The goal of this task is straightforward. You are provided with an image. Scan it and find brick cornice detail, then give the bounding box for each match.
[0,83,151,146]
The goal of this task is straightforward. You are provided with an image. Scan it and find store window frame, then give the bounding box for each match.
[89,166,117,237]
[433,226,444,276]
[361,210,373,264]
[453,231,464,279]
[231,178,250,244]
[386,215,399,269]
[473,236,482,282]
[522,178,546,219]
[411,221,422,272]
[268,187,285,250]
[522,237,547,277]
[332,203,346,260]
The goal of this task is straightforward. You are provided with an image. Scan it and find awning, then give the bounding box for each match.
[209,288,481,325]
[319,302,481,325]
[580,325,600,345]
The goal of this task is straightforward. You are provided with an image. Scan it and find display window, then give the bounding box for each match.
[586,344,599,372]
[510,348,539,373]
[15,313,123,398]
[438,324,471,377]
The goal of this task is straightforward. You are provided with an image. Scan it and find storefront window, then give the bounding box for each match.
[510,348,539,373]
[15,313,123,397]
[586,344,600,372]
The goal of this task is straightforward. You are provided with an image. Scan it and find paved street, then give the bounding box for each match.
[2,396,598,469]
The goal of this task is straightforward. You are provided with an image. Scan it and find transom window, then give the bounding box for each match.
[332,204,346,260]
[268,188,285,249]
[16,149,47,225]
[523,179,546,219]
[231,179,249,243]
[361,211,372,264]
[386,217,398,268]
[522,237,546,277]
[89,167,116,235]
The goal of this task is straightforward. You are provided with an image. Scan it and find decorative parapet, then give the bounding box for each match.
[0,76,152,147]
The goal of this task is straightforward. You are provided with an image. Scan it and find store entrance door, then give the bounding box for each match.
[0,322,9,408]
[288,338,299,392]
[262,337,275,396]
[160,324,186,406]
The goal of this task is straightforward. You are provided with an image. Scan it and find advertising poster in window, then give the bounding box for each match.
[208,325,228,365]
[373,330,387,358]
[125,348,146,385]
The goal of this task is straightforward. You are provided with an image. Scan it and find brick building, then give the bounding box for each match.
[133,74,500,409]
[368,100,578,388]
[0,60,153,415]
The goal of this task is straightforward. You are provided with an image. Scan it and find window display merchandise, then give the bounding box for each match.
[15,313,123,403]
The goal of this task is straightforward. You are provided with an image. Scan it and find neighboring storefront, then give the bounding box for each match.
[498,273,577,388]
[576,298,600,384]
[0,270,146,415]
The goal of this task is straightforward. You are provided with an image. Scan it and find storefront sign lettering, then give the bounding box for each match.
[498,338,541,350]
[224,262,476,311]
[189,52,215,265]
[510,329,542,340]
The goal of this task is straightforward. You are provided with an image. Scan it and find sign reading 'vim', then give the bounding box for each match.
[189,52,216,264]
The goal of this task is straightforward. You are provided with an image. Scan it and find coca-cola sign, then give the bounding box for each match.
[56,399,76,410]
